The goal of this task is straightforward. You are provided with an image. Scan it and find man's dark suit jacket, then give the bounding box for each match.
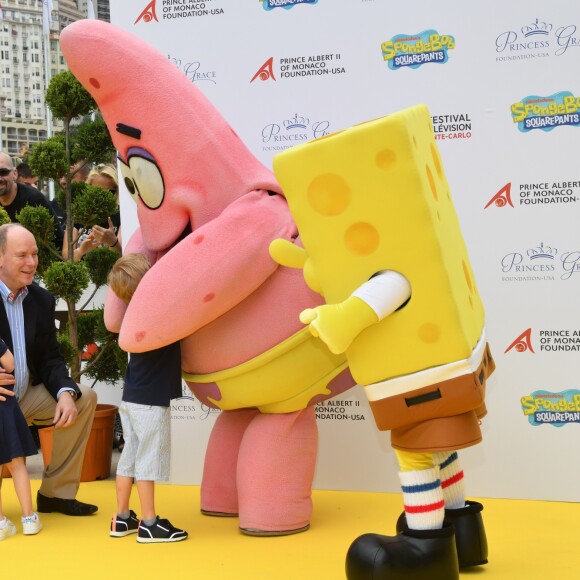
[0,283,80,400]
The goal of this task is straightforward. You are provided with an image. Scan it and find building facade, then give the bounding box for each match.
[0,0,109,158]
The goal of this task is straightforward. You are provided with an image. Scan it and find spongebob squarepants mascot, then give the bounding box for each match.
[270,104,495,580]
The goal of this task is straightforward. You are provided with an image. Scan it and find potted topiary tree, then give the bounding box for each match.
[20,71,127,481]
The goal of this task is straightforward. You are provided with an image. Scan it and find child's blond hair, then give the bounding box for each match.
[108,253,151,303]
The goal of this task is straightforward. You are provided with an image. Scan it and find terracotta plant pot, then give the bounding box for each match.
[38,403,118,482]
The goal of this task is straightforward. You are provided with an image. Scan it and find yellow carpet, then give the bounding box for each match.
[1,479,579,579]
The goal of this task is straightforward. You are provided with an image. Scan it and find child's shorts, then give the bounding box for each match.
[116,401,170,481]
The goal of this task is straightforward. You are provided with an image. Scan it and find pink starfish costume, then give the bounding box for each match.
[60,20,354,535]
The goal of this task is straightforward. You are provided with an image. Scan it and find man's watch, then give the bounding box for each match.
[64,390,78,401]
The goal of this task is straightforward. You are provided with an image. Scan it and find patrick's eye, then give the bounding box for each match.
[118,160,139,204]
[128,156,164,210]
[118,156,164,210]
[124,177,136,195]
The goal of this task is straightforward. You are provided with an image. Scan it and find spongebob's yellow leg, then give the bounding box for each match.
[394,449,434,471]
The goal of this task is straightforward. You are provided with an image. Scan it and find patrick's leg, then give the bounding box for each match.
[237,406,318,535]
[200,408,260,516]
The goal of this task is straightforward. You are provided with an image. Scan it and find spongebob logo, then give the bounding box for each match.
[521,390,580,427]
[261,0,318,10]
[511,92,580,132]
[381,30,455,70]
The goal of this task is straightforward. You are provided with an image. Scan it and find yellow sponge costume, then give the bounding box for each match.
[271,104,494,453]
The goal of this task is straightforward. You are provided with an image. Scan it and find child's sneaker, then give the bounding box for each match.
[0,517,17,540]
[137,516,188,543]
[21,512,42,535]
[110,510,140,537]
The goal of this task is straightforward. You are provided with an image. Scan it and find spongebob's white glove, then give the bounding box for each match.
[300,271,411,354]
[300,296,378,354]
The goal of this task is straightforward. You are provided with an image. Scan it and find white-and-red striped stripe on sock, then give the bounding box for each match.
[434,451,466,510]
[399,467,445,530]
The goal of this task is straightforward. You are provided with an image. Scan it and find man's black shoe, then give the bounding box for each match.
[37,492,98,516]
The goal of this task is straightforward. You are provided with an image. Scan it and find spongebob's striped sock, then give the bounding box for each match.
[398,466,445,530]
[433,451,465,510]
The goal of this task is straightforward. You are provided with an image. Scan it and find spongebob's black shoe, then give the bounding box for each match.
[396,500,488,568]
[346,524,459,580]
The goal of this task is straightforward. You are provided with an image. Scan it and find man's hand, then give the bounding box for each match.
[0,371,16,402]
[53,391,78,428]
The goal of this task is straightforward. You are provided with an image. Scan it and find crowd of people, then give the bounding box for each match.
[0,153,122,259]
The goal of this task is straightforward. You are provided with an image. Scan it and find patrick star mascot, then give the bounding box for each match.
[60,20,354,535]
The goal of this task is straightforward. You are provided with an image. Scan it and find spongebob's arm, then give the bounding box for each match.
[270,240,411,354]
[300,271,411,354]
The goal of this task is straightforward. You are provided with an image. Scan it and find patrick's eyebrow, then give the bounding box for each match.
[116,123,141,140]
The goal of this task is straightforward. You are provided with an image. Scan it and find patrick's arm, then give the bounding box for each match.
[119,191,297,352]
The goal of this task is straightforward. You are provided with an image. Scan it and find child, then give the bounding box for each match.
[0,337,42,540]
[107,253,187,543]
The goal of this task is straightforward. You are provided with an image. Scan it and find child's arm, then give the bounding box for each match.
[0,337,15,373]
[104,286,128,333]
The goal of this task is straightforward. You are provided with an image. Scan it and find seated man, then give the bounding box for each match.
[0,223,98,516]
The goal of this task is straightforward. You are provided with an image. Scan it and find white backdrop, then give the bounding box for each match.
[106,0,580,502]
